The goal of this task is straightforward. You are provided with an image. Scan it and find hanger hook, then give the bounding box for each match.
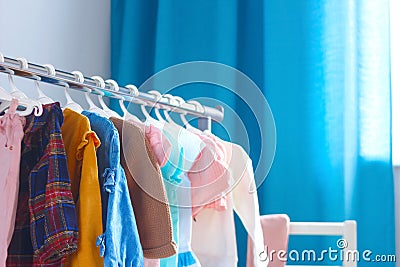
[187,100,205,113]
[105,79,125,102]
[43,64,56,77]
[126,84,145,105]
[162,94,177,110]
[174,96,185,106]
[105,79,119,92]
[58,81,69,89]
[148,90,164,109]
[0,53,14,75]
[73,70,96,94]
[178,97,194,129]
[148,90,162,99]
[126,84,139,97]
[162,94,179,124]
[8,58,28,99]
[16,57,28,70]
[148,90,163,107]
[72,70,85,83]
[148,90,165,121]
[174,96,187,115]
[92,76,106,89]
[90,76,106,97]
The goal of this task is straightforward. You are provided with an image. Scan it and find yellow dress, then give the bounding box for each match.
[61,108,104,267]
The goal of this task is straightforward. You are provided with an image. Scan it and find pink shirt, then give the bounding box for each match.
[0,99,25,267]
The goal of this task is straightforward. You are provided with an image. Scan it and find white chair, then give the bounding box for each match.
[289,220,357,267]
[247,217,357,267]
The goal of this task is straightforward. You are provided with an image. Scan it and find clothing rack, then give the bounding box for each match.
[0,53,224,130]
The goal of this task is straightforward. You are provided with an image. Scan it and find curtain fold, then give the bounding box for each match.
[111,0,395,266]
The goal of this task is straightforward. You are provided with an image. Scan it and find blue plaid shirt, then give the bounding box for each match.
[7,103,78,267]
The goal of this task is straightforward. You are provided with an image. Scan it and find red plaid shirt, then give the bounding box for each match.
[7,103,78,267]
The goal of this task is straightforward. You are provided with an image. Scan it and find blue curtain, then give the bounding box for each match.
[111,1,395,266]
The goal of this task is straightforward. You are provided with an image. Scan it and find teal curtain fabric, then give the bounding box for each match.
[111,0,395,266]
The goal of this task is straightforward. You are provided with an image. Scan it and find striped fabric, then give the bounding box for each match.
[7,103,78,267]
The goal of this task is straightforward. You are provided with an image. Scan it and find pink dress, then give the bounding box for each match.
[0,99,25,267]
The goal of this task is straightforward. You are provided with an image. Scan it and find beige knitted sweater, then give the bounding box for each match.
[110,117,177,259]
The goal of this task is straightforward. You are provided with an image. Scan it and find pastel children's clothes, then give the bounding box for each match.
[187,130,231,217]
[191,138,266,267]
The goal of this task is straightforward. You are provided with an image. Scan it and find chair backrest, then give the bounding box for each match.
[247,214,290,267]
[247,217,357,267]
[289,220,357,267]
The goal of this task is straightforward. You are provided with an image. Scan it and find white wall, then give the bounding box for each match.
[0,0,110,107]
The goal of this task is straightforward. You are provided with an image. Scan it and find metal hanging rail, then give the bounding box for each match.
[0,54,224,125]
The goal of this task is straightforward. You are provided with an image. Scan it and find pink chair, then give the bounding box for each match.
[247,214,290,267]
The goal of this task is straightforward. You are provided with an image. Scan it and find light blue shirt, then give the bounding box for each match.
[158,121,203,267]
[159,123,184,267]
[160,146,184,267]
[83,111,144,267]
[178,174,201,267]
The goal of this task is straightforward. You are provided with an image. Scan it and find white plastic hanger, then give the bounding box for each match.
[0,84,13,114]
[93,76,121,118]
[0,99,11,114]
[0,95,43,116]
[0,97,42,117]
[32,64,55,104]
[0,53,15,103]
[140,101,151,122]
[0,73,13,113]
[0,85,12,100]
[120,84,141,122]
[175,96,192,128]
[162,94,179,126]
[8,57,28,99]
[0,54,42,116]
[71,71,108,117]
[0,54,13,103]
[148,90,165,122]
[42,63,85,112]
[0,74,13,101]
[181,100,204,132]
[0,54,17,113]
[102,78,124,119]
[60,81,84,113]
[0,83,42,117]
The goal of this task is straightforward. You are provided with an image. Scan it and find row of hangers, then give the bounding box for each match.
[0,57,201,130]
